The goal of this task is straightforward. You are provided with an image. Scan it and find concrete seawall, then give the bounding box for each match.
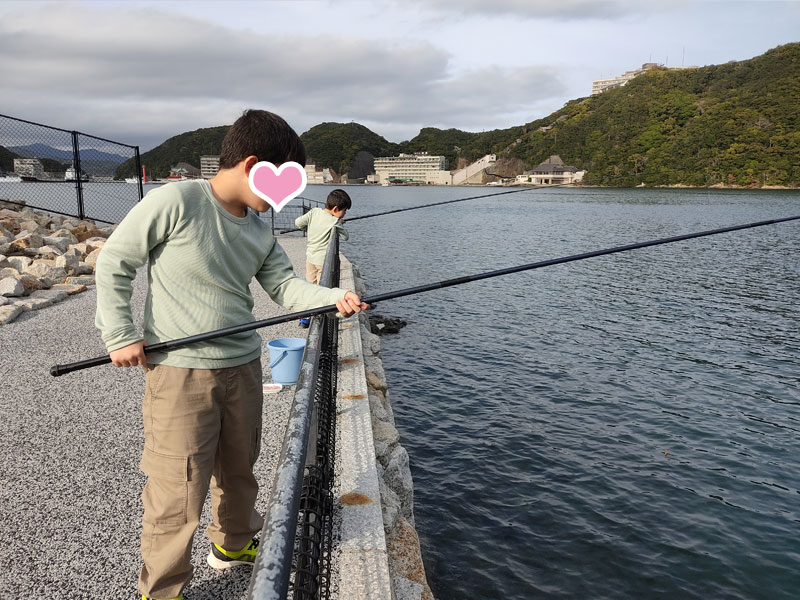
[334,255,434,600]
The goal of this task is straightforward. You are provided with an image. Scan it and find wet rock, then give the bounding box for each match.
[368,313,407,335]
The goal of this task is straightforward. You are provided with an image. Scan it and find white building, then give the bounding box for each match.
[373,152,448,184]
[13,158,44,179]
[200,155,220,179]
[305,163,324,184]
[592,63,696,95]
[516,155,585,185]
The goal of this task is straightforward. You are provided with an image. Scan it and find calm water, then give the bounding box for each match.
[300,185,800,600]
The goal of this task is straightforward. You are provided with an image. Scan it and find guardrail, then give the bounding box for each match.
[248,233,340,600]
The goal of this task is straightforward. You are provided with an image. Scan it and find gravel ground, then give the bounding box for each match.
[0,237,313,599]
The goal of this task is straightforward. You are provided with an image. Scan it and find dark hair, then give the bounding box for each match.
[326,189,352,211]
[218,109,306,169]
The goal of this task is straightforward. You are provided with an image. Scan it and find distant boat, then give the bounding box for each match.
[0,174,22,183]
[65,165,89,181]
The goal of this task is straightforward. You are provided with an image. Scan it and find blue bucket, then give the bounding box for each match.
[266,337,307,385]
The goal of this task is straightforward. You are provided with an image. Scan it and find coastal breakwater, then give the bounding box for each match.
[335,256,434,600]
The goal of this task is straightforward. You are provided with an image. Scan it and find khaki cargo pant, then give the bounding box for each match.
[305,261,322,284]
[137,359,263,599]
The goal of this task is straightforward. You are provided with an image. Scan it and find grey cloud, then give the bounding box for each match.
[0,2,566,147]
[399,0,685,20]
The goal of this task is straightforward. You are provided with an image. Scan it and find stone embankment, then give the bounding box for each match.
[350,263,434,600]
[0,202,111,325]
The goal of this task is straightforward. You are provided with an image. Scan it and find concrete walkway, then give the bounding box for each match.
[0,237,311,599]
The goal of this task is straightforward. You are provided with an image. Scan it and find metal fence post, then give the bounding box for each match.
[71,131,85,220]
[134,146,144,201]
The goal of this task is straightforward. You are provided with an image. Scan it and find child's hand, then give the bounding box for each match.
[336,291,369,317]
[109,340,147,368]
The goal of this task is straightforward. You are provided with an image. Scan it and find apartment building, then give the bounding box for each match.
[200,155,220,179]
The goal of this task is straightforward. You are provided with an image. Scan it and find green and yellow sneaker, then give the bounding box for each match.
[206,537,259,570]
[142,595,183,600]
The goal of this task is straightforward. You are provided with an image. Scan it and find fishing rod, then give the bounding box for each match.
[279,180,597,234]
[50,214,799,377]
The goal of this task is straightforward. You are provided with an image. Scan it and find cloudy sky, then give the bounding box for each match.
[1,0,798,151]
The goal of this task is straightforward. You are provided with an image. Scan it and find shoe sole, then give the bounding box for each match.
[207,552,255,570]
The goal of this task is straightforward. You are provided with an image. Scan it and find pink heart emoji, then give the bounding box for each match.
[248,161,307,213]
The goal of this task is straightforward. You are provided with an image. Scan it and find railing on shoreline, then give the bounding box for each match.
[0,113,143,224]
[249,234,340,600]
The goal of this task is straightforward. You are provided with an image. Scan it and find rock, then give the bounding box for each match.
[68,242,95,258]
[84,248,102,267]
[369,314,407,335]
[384,446,414,525]
[0,296,7,306]
[0,304,23,325]
[55,252,80,274]
[0,242,10,255]
[18,274,43,294]
[0,267,20,279]
[365,355,388,392]
[0,225,12,238]
[32,245,63,257]
[75,262,94,275]
[51,229,78,243]
[19,219,43,234]
[51,283,87,295]
[9,232,43,252]
[7,256,32,271]
[373,419,400,447]
[392,576,424,600]
[66,275,95,285]
[14,297,52,312]
[23,262,67,281]
[378,469,401,533]
[42,236,72,253]
[29,289,69,303]
[0,276,25,297]
[385,518,433,600]
[83,236,108,245]
[360,322,382,354]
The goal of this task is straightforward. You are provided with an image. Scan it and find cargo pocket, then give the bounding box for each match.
[140,447,189,526]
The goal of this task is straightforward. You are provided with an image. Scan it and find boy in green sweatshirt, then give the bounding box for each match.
[294,189,351,327]
[95,109,367,600]
[294,188,351,285]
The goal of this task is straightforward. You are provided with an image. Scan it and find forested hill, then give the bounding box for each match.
[115,125,229,179]
[115,43,799,186]
[507,42,800,187]
[300,122,400,174]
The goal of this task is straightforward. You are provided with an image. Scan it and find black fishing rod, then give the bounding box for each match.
[279,180,596,234]
[50,214,800,377]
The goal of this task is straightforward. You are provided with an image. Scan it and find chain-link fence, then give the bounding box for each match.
[0,113,142,224]
[262,197,325,235]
